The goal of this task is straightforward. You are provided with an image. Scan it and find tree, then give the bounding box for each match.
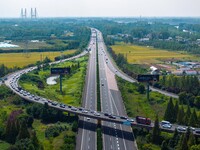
[177,105,185,124]
[16,120,30,141]
[138,84,145,94]
[5,110,23,144]
[164,97,175,122]
[179,134,188,150]
[190,145,200,150]
[14,138,34,150]
[184,105,191,125]
[174,101,179,121]
[195,96,200,108]
[168,129,180,148]
[188,133,196,149]
[40,103,49,122]
[152,115,160,144]
[161,140,168,150]
[189,109,198,127]
[179,92,188,105]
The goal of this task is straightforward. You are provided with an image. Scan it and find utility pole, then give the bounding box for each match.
[60,74,63,94]
[147,82,150,101]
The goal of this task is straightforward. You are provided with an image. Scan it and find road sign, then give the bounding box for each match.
[137,74,159,82]
[51,67,70,75]
[51,67,70,93]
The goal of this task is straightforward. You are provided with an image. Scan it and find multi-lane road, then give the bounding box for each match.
[76,29,97,150]
[2,27,200,150]
[97,30,138,150]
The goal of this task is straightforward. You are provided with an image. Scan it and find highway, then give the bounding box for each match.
[96,30,138,150]
[99,35,179,99]
[2,27,200,150]
[76,29,97,150]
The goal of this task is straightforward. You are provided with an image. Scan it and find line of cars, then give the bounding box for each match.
[9,63,200,136]
[160,120,200,135]
[9,69,138,124]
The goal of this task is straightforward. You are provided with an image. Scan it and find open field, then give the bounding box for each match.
[0,50,76,68]
[111,43,199,64]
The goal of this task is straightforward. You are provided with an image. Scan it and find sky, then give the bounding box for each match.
[0,0,200,18]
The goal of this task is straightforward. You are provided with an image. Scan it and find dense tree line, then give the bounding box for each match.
[26,103,67,123]
[154,75,200,109]
[164,97,200,127]
[158,75,200,96]
[0,109,43,150]
[0,19,90,54]
[88,19,200,54]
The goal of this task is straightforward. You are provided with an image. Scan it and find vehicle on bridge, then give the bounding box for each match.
[136,116,151,125]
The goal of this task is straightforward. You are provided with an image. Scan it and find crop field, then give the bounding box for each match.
[111,43,199,64]
[0,50,76,68]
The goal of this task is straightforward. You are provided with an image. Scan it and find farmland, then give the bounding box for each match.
[111,42,199,64]
[0,50,76,68]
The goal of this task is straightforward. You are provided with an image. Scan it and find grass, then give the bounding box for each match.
[111,42,199,64]
[19,56,88,107]
[0,50,76,68]
[33,119,75,150]
[117,77,174,120]
[0,140,10,150]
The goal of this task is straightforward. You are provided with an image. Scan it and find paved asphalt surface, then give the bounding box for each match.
[76,29,97,150]
[99,35,179,99]
[96,30,138,150]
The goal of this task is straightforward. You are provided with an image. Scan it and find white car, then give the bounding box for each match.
[177,126,187,132]
[162,123,172,129]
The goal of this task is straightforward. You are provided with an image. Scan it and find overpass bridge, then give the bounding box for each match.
[5,63,200,137]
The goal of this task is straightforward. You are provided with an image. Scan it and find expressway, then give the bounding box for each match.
[76,29,97,150]
[99,34,179,99]
[6,68,200,136]
[2,27,200,150]
[96,30,138,150]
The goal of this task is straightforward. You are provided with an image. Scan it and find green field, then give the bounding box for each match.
[19,56,88,107]
[111,43,199,64]
[0,50,76,68]
[117,77,200,121]
[117,77,169,120]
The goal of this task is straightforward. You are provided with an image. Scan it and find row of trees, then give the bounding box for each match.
[2,110,43,150]
[90,19,200,54]
[157,75,200,96]
[164,98,200,127]
[26,103,67,123]
[145,114,199,150]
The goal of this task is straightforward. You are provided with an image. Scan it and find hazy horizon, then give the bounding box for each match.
[0,0,199,18]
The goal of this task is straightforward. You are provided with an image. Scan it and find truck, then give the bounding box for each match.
[136,116,151,125]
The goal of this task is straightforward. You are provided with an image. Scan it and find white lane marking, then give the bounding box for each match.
[109,91,127,150]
